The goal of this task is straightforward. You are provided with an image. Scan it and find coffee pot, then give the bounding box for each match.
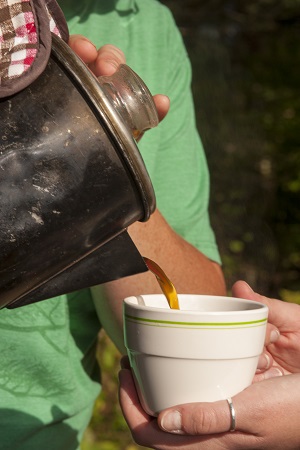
[0,34,158,309]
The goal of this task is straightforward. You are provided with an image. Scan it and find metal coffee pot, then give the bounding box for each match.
[0,34,158,309]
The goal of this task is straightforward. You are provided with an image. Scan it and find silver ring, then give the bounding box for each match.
[226,397,236,432]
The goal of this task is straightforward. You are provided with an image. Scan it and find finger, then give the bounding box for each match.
[153,94,170,122]
[232,280,261,302]
[130,94,169,142]
[253,365,285,382]
[256,351,272,372]
[118,368,150,428]
[265,323,281,346]
[89,44,126,77]
[68,34,98,64]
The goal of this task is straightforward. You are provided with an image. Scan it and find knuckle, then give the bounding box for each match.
[99,44,126,63]
[181,407,217,435]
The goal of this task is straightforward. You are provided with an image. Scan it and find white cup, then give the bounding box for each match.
[123,294,268,416]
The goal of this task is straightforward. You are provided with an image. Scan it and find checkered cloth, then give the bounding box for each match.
[0,0,68,97]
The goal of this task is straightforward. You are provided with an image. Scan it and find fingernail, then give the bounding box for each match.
[74,36,96,51]
[106,58,119,69]
[264,367,284,379]
[81,36,97,47]
[244,282,253,291]
[270,329,280,343]
[160,410,183,434]
[273,367,284,376]
[263,353,271,369]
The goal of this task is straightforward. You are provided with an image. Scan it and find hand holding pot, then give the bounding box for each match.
[68,34,170,122]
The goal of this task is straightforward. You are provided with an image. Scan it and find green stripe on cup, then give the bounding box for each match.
[125,313,267,328]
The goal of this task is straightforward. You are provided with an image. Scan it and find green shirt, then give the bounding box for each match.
[0,1,221,449]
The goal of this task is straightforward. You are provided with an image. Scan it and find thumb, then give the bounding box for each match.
[232,280,262,302]
[232,281,278,310]
[232,280,281,345]
[158,399,233,435]
[153,94,170,122]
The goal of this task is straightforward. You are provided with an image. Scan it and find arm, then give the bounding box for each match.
[69,35,226,353]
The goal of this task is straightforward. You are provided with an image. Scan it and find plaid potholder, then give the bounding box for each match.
[0,0,69,97]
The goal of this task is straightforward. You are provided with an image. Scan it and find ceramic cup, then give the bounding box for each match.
[123,294,268,416]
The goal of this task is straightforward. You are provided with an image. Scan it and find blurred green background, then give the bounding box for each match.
[82,1,300,448]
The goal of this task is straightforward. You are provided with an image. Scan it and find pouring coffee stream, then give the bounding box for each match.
[143,257,180,310]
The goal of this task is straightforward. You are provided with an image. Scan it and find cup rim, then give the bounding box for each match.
[124,294,268,317]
